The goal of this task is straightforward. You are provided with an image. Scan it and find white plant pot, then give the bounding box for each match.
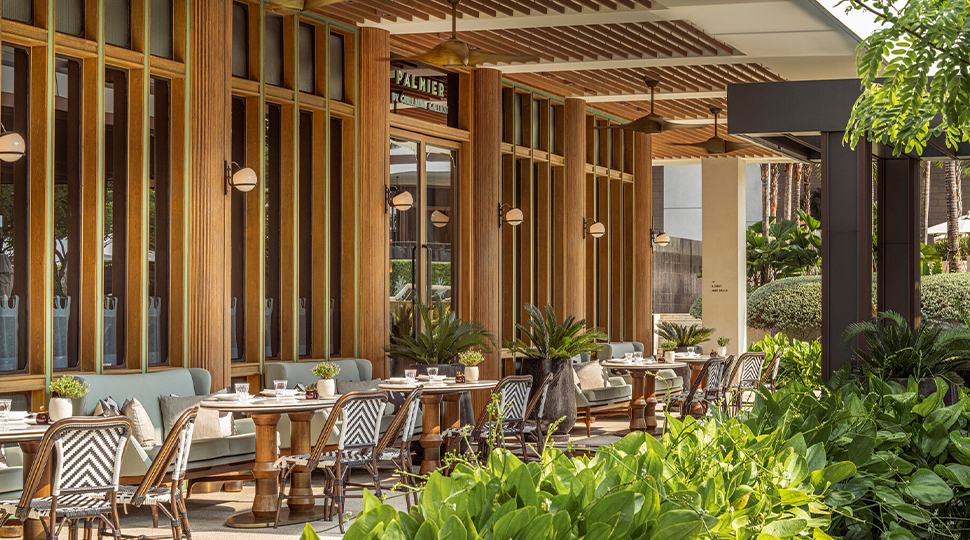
[49,397,73,422]
[718,346,728,357]
[664,351,676,364]
[465,366,479,382]
[317,379,336,397]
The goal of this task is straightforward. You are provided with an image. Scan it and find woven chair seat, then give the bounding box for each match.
[0,494,112,520]
[274,450,379,470]
[116,485,173,506]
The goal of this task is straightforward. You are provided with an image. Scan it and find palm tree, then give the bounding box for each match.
[769,164,779,224]
[799,163,812,216]
[783,163,793,220]
[945,160,961,272]
[920,161,930,243]
[760,163,770,237]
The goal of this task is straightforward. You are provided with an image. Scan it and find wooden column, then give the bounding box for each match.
[186,0,231,390]
[632,133,654,351]
[561,98,586,321]
[358,28,390,378]
[469,67,502,380]
[876,157,921,324]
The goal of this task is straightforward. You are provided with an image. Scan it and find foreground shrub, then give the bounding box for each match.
[747,276,821,340]
[922,272,970,325]
[748,333,822,389]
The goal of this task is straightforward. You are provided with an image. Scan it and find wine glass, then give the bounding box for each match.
[274,380,288,401]
[404,369,417,385]
[0,399,10,427]
[427,367,439,380]
[234,383,250,402]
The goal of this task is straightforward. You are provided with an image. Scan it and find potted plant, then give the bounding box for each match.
[656,321,715,354]
[717,336,730,357]
[506,304,608,436]
[660,341,677,363]
[386,301,496,378]
[49,375,88,422]
[311,361,341,397]
[458,350,485,382]
[843,310,970,405]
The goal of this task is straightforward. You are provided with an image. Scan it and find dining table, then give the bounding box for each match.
[200,394,336,529]
[378,379,498,475]
[0,420,52,540]
[600,360,687,434]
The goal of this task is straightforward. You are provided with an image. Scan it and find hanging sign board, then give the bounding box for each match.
[390,69,450,116]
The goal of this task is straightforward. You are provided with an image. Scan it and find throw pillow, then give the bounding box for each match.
[575,361,609,391]
[93,397,120,417]
[158,394,237,441]
[121,398,156,448]
[0,446,6,468]
[334,378,382,394]
[158,394,206,437]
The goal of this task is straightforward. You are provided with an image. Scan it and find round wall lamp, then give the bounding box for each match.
[652,230,670,247]
[583,217,605,239]
[0,127,26,163]
[431,210,450,228]
[499,203,524,227]
[224,161,258,194]
[385,185,414,213]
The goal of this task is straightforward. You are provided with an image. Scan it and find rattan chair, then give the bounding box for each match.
[727,352,768,415]
[663,357,724,432]
[0,416,133,540]
[273,391,388,533]
[521,372,554,458]
[444,375,533,460]
[368,388,422,510]
[116,407,199,540]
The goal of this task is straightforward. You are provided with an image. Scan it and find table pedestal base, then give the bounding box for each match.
[628,371,661,435]
[419,393,444,475]
[225,506,329,529]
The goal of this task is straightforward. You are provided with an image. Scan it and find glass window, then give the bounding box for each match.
[0,44,28,373]
[56,0,84,36]
[0,392,28,411]
[298,111,312,356]
[514,93,523,146]
[103,68,128,369]
[426,146,456,310]
[1,0,31,23]
[328,33,344,101]
[230,97,246,362]
[389,139,418,339]
[264,15,283,87]
[53,56,81,371]
[104,0,131,48]
[231,2,248,79]
[264,104,282,358]
[532,98,540,149]
[148,78,171,365]
[298,24,314,94]
[150,0,173,59]
[329,118,342,356]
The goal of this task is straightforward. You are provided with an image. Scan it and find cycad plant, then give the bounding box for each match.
[656,321,714,348]
[506,304,607,360]
[843,310,970,384]
[386,302,496,365]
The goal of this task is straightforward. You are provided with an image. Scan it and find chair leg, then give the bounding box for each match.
[584,407,591,437]
[178,493,193,540]
[335,462,346,534]
[273,468,290,529]
[370,459,383,500]
[151,505,159,528]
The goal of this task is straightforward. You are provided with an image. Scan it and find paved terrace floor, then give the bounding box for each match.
[112,415,636,540]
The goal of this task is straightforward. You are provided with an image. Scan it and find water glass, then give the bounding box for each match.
[234,383,250,401]
[427,367,439,380]
[0,399,11,426]
[634,351,643,359]
[624,352,634,362]
[404,369,417,384]
[274,380,288,401]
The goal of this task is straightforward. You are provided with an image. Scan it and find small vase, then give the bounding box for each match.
[317,379,336,397]
[49,397,72,422]
[465,366,479,382]
[664,351,676,363]
[718,346,727,357]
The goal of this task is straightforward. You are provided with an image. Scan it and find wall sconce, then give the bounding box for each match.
[224,161,258,194]
[652,229,670,247]
[430,210,450,228]
[498,203,523,227]
[582,217,605,239]
[385,185,414,213]
[0,126,25,163]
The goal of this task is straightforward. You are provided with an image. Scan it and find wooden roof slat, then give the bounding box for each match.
[624,22,688,57]
[651,21,704,56]
[671,20,733,55]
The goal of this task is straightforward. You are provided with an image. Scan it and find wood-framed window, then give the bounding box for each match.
[148,77,171,366]
[103,66,129,369]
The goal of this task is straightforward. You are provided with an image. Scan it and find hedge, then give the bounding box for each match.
[921,272,970,324]
[746,276,822,340]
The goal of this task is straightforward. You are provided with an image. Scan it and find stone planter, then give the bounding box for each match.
[888,377,961,406]
[521,357,575,436]
[49,397,72,422]
[465,366,480,382]
[317,379,336,397]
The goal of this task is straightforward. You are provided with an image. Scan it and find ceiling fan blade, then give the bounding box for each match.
[265,0,348,11]
[669,142,710,149]
[724,142,756,153]
[397,40,471,67]
[467,50,540,66]
[658,118,708,131]
[600,115,665,134]
[304,0,351,7]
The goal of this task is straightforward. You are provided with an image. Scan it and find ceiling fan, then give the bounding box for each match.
[397,0,540,67]
[671,106,755,155]
[264,0,343,13]
[595,79,707,134]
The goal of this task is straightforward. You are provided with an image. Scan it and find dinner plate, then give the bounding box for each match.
[7,411,28,421]
[260,389,301,397]
[417,375,448,382]
[212,394,244,401]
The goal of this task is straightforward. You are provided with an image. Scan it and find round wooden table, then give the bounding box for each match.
[0,422,52,540]
[601,361,686,434]
[378,380,497,475]
[200,397,336,529]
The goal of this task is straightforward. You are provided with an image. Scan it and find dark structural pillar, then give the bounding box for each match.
[876,157,921,324]
[820,134,872,379]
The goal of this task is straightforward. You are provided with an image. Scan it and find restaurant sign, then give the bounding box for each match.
[391,70,449,115]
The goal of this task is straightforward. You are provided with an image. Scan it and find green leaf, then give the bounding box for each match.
[903,469,954,505]
[653,509,703,540]
[762,518,808,539]
[384,521,408,540]
[438,515,467,540]
[415,519,440,540]
[810,461,857,491]
[298,523,321,540]
[891,503,932,524]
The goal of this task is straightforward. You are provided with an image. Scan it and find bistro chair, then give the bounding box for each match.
[273,391,387,533]
[116,407,199,540]
[0,416,133,540]
[727,352,768,415]
[445,375,533,460]
[761,353,782,393]
[662,357,725,432]
[521,372,554,458]
[367,388,423,509]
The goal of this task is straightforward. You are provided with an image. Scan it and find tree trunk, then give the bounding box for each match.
[769,164,779,224]
[783,163,793,220]
[800,163,812,215]
[921,161,930,244]
[946,160,960,272]
[761,163,770,237]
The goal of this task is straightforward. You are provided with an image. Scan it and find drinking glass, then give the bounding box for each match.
[624,352,634,363]
[0,399,12,426]
[427,367,439,380]
[274,380,288,401]
[404,369,417,384]
[634,351,643,359]
[234,383,250,401]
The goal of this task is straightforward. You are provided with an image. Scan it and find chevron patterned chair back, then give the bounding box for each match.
[727,352,767,415]
[370,388,422,510]
[706,357,730,400]
[336,392,388,451]
[497,375,533,424]
[521,372,554,458]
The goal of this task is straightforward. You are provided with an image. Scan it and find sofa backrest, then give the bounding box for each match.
[263,359,373,389]
[595,342,644,361]
[73,368,210,445]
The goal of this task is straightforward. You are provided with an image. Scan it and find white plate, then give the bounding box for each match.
[417,375,447,381]
[7,411,28,421]
[212,394,244,402]
[260,389,301,397]
[387,377,409,384]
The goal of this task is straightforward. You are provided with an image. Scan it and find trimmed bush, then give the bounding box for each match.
[747,275,821,341]
[921,272,970,324]
[688,295,702,319]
